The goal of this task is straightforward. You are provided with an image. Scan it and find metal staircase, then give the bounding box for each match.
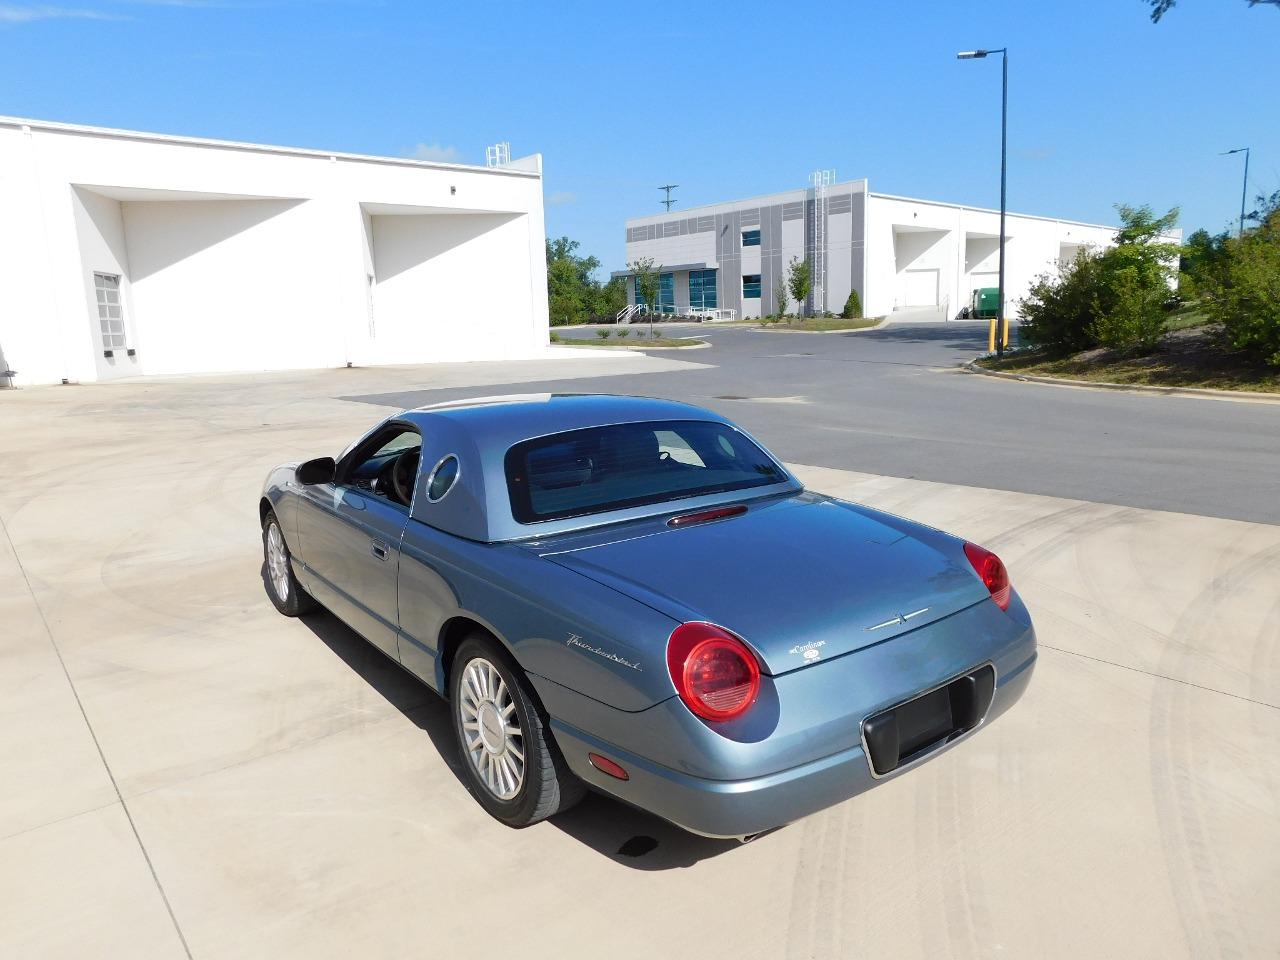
[615,303,646,325]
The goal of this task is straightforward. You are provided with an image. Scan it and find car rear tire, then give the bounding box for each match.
[450,634,584,828]
[262,510,317,617]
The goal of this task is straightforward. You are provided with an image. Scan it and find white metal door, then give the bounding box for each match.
[901,269,939,307]
[969,271,998,292]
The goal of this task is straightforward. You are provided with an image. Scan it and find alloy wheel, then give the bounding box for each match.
[458,657,525,800]
[266,522,290,601]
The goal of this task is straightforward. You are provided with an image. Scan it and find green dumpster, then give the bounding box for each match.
[970,287,1000,319]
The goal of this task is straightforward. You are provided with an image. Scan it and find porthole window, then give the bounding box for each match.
[426,454,460,503]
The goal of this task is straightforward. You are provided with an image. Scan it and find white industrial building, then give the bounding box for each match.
[620,178,1179,321]
[0,117,552,387]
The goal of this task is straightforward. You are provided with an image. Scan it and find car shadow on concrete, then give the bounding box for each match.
[287,591,745,871]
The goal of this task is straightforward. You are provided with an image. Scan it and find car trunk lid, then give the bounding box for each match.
[538,494,987,675]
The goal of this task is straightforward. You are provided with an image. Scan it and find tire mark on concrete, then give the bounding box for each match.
[1148,539,1280,958]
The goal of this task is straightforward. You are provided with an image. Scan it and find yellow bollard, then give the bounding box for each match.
[988,318,997,353]
[1001,317,1010,349]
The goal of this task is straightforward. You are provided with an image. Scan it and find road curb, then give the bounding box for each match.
[962,359,1280,404]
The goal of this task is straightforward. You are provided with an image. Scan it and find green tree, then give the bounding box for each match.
[1179,228,1230,298]
[1020,204,1180,353]
[841,288,862,319]
[1090,205,1181,349]
[1147,0,1278,22]
[546,236,631,326]
[774,274,788,318]
[1201,196,1280,366]
[546,237,602,326]
[1246,190,1280,228]
[628,257,662,335]
[1091,265,1168,349]
[787,257,813,318]
[593,276,628,318]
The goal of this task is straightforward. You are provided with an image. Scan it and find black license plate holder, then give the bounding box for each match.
[862,664,996,777]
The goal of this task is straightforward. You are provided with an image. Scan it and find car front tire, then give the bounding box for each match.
[262,510,317,617]
[450,634,584,828]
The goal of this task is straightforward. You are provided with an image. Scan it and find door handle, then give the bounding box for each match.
[371,540,389,561]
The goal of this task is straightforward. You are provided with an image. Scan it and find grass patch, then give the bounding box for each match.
[768,317,882,332]
[978,326,1280,393]
[721,316,883,332]
[1163,302,1211,332]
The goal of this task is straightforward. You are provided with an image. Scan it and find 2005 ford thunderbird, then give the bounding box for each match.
[260,395,1035,839]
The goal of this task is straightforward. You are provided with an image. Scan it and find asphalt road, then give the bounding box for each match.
[348,322,1280,526]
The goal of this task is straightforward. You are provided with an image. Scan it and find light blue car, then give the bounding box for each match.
[260,395,1036,839]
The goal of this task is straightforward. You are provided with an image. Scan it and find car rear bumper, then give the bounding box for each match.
[550,647,1035,839]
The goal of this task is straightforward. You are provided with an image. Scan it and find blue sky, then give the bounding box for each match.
[3,0,1276,275]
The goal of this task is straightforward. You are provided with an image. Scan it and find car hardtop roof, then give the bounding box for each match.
[387,393,795,543]
[399,394,731,445]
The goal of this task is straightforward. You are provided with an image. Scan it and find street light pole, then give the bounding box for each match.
[1223,147,1250,238]
[958,47,1009,357]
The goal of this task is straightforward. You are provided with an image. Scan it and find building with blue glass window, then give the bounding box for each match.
[617,179,1167,322]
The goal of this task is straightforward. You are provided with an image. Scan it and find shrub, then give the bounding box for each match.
[596,328,612,339]
[1090,265,1168,350]
[1203,205,1280,366]
[1019,251,1101,353]
[651,327,662,338]
[841,290,862,319]
[1020,204,1179,354]
[617,328,630,339]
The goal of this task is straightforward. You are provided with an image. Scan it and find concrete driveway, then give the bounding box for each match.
[1,354,1277,959]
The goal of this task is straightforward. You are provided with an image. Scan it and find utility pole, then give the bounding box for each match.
[1222,147,1251,238]
[659,184,679,211]
[957,47,1009,357]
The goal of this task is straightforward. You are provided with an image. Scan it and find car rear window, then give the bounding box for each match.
[505,419,786,523]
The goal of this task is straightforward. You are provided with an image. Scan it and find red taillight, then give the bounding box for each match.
[666,622,761,721]
[964,542,1011,611]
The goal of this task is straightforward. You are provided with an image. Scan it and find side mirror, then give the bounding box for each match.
[296,457,336,485]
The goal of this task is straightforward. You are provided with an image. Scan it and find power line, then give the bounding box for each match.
[658,184,678,211]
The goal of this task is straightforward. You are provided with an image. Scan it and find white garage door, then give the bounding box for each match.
[967,272,998,302]
[901,269,939,307]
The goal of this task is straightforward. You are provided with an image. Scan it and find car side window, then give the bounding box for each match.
[426,454,460,502]
[343,425,422,509]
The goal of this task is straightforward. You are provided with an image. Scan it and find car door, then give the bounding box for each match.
[295,424,419,659]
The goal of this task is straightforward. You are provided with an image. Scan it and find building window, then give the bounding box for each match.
[94,273,128,352]
[658,272,675,313]
[742,229,761,247]
[689,269,718,310]
[634,272,677,313]
[742,274,762,299]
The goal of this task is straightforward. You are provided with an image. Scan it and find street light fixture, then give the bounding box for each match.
[957,46,1009,357]
[1222,147,1251,238]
